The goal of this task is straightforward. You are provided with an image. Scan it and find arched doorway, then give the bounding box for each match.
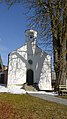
[26,69,34,85]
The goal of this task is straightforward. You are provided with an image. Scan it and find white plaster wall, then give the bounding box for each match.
[8,44,52,90]
[8,29,52,90]
[38,55,52,90]
[28,46,52,90]
[8,45,27,86]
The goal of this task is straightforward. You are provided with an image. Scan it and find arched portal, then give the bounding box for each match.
[26,69,34,85]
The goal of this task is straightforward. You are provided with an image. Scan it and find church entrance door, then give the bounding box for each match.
[26,69,33,85]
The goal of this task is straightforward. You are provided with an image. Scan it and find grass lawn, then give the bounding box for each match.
[0,93,67,119]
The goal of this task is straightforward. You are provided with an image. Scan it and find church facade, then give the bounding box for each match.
[8,29,52,90]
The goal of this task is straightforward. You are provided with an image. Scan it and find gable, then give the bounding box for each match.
[9,43,50,57]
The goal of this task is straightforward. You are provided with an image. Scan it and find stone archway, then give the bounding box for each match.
[26,69,34,85]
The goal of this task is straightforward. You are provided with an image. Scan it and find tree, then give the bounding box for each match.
[1,0,67,90]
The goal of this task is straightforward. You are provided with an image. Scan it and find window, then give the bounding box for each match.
[28,59,33,65]
[29,35,33,39]
[29,33,34,40]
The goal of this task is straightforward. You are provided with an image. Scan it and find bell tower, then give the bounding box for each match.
[25,29,37,55]
[25,29,37,44]
[25,30,37,84]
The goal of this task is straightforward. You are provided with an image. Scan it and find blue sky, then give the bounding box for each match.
[0,4,27,65]
[0,3,54,69]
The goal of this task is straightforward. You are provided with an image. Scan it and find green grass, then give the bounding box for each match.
[0,93,67,119]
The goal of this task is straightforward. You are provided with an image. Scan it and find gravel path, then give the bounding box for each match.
[29,93,67,106]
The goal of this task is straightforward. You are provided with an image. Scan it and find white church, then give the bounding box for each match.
[8,29,52,90]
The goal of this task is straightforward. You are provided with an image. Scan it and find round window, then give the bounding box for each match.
[30,35,33,39]
[29,34,34,40]
[28,59,33,65]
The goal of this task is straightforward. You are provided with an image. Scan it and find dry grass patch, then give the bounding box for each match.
[0,93,67,119]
